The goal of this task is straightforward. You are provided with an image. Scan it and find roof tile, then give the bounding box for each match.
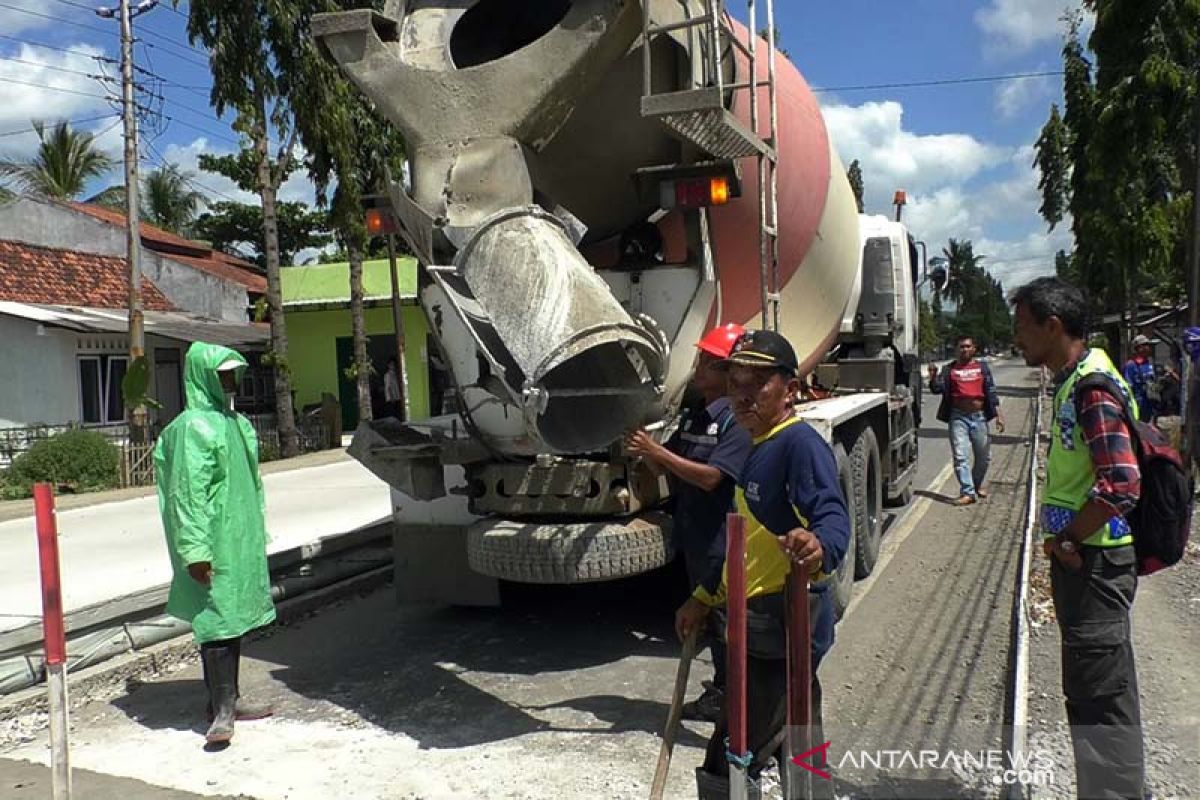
[0,239,174,311]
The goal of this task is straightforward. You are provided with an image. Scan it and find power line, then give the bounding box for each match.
[0,34,111,60]
[0,75,108,100]
[143,138,241,203]
[0,113,119,137]
[812,70,1065,94]
[0,53,108,80]
[0,2,115,36]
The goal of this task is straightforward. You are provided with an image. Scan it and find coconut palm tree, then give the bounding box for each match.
[939,238,986,308]
[0,121,114,199]
[142,163,206,235]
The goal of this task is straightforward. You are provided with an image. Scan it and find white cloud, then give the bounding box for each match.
[0,44,115,154]
[154,137,318,210]
[975,0,1087,58]
[994,74,1054,121]
[0,0,58,36]
[821,98,1068,289]
[823,100,1010,213]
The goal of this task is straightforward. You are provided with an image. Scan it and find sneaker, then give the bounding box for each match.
[953,494,977,506]
[682,681,723,722]
[976,487,989,499]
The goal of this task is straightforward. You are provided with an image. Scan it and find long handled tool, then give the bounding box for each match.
[726,513,752,800]
[649,626,700,800]
[784,569,813,800]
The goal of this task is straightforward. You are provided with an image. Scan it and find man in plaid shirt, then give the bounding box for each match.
[1011,277,1144,800]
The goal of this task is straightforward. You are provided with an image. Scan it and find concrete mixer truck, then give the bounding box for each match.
[313,0,928,614]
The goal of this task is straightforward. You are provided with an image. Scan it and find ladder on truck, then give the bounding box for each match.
[639,0,781,331]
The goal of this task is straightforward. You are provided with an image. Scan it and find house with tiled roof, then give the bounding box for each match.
[0,195,265,322]
[0,238,270,432]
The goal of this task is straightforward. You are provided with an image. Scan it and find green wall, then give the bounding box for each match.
[286,305,432,421]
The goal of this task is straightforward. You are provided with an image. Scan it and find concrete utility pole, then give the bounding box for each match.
[98,0,157,439]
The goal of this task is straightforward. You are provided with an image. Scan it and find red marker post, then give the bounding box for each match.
[725,512,751,799]
[34,483,71,799]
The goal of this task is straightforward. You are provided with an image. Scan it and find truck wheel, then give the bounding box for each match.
[831,443,856,620]
[850,425,883,579]
[466,512,674,584]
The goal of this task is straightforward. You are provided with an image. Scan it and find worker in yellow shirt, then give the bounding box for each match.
[676,330,850,799]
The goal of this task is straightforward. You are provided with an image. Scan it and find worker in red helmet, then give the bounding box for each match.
[625,322,752,721]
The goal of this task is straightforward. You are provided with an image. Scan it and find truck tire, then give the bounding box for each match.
[831,443,856,620]
[850,425,884,579]
[466,512,674,584]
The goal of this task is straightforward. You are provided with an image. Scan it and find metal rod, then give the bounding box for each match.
[386,234,410,420]
[784,568,811,800]
[707,0,722,97]
[35,484,71,800]
[726,512,750,797]
[646,17,712,35]
[641,0,652,98]
[766,0,780,331]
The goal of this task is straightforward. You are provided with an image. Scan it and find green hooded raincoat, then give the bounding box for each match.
[155,342,276,643]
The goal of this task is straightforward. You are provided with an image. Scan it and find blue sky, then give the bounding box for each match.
[0,0,1085,285]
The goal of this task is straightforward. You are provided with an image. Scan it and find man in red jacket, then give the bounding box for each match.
[928,335,1005,505]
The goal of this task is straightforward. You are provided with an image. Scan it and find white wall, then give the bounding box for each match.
[0,197,249,322]
[0,315,79,428]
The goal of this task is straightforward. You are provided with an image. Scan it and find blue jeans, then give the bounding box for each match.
[949,409,990,498]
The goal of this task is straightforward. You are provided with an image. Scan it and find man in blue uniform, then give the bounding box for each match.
[676,329,851,798]
[626,323,753,721]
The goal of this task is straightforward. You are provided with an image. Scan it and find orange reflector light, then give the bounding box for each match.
[709,176,729,205]
[365,207,397,236]
[674,176,732,209]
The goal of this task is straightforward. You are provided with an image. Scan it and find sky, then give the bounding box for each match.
[0,0,1086,285]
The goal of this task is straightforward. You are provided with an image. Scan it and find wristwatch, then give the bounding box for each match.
[1055,535,1077,554]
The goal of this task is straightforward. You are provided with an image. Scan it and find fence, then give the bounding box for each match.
[1,414,330,490]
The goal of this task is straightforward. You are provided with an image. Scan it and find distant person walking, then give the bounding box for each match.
[1011,277,1145,799]
[1121,334,1156,422]
[384,357,403,419]
[928,335,1005,505]
[155,343,276,746]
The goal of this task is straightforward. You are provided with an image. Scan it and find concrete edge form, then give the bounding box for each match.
[0,521,394,698]
[0,564,391,721]
[1005,368,1046,798]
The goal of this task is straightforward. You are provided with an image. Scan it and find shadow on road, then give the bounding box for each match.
[110,559,703,751]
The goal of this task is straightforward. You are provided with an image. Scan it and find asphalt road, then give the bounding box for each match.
[2,360,1044,799]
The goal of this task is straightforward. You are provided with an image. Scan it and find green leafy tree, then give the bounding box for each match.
[847,159,865,214]
[304,34,408,425]
[1036,5,1197,323]
[182,0,338,457]
[192,199,332,268]
[0,121,114,199]
[142,164,206,235]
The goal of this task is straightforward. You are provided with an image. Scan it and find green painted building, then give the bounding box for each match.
[282,258,433,431]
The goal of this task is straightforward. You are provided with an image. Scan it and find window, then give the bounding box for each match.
[78,355,129,424]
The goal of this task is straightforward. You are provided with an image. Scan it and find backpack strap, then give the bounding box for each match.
[1072,372,1142,453]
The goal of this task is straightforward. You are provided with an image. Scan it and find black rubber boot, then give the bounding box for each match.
[229,638,273,721]
[201,642,237,744]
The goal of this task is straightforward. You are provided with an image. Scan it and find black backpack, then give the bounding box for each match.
[1074,373,1193,575]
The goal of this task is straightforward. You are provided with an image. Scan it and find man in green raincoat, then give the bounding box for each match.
[155,342,276,745]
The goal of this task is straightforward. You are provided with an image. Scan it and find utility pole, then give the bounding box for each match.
[98,0,157,441]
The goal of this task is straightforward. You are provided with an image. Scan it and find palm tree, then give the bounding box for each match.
[939,238,986,308]
[0,120,114,199]
[143,163,206,234]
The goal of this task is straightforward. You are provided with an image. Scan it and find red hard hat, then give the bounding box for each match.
[696,322,747,359]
